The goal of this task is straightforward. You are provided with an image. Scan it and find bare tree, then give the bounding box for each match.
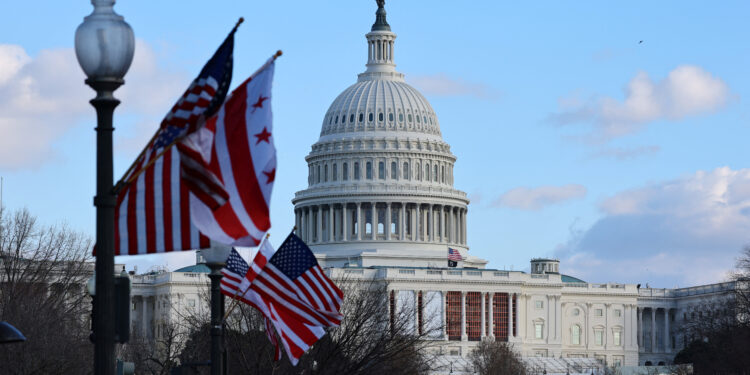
[468,340,527,375]
[673,245,750,374]
[0,208,93,374]
[119,324,190,375]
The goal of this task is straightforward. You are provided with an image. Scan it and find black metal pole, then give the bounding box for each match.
[208,264,225,375]
[88,77,123,375]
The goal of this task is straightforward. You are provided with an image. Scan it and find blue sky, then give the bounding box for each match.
[1,1,748,287]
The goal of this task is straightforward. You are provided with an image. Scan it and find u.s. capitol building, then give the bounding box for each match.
[128,2,735,372]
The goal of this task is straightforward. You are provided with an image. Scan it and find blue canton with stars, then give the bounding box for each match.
[268,234,318,280]
[224,248,249,276]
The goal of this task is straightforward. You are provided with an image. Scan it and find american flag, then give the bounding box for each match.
[448,247,463,262]
[179,55,278,247]
[112,28,235,255]
[220,235,343,365]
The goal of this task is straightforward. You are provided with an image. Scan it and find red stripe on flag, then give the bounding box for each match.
[180,178,191,249]
[162,149,174,251]
[222,85,271,231]
[199,233,210,248]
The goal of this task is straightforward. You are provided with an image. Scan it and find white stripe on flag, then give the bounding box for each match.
[170,150,182,250]
[153,155,165,252]
[135,171,147,254]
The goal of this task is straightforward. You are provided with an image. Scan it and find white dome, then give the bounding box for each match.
[320,77,442,141]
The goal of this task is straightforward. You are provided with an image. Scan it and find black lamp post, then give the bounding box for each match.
[74,1,134,374]
[202,245,231,375]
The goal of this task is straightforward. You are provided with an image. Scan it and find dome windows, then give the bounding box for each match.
[425,163,430,181]
[335,115,339,124]
[378,112,384,122]
[354,162,360,180]
[378,161,385,179]
[399,113,404,122]
[332,163,337,181]
[328,116,333,125]
[359,113,364,122]
[389,113,394,122]
[416,115,420,123]
[343,162,349,180]
[390,161,397,180]
[403,162,409,179]
[434,165,438,182]
[366,162,373,179]
[408,114,413,122]
[369,113,374,122]
[350,114,355,123]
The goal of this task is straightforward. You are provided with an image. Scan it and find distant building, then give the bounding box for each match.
[127,2,736,372]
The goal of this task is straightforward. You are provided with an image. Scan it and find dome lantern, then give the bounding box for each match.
[364,0,397,75]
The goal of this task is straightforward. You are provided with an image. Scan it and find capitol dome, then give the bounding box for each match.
[292,1,484,269]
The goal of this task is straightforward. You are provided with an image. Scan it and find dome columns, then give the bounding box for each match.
[294,201,467,247]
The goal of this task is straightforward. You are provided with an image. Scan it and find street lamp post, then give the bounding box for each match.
[75,1,134,374]
[202,245,232,375]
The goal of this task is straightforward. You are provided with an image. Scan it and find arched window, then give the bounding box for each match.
[359,113,364,122]
[416,115,421,123]
[408,114,413,122]
[389,113,394,122]
[378,112,384,122]
[391,161,397,179]
[343,163,348,180]
[332,163,338,181]
[324,164,328,182]
[416,162,421,180]
[350,114,354,123]
[340,115,345,124]
[424,116,427,123]
[354,162,360,180]
[335,115,339,124]
[425,163,430,181]
[316,165,321,183]
[434,165,438,182]
[441,165,445,183]
[399,113,404,122]
[366,162,373,179]
[403,162,409,179]
[572,325,581,345]
[378,161,385,180]
[369,113,374,122]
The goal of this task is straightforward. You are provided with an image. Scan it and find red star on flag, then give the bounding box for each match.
[251,95,268,113]
[263,168,276,184]
[254,127,272,144]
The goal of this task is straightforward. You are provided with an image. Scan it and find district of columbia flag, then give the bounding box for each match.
[180,54,279,247]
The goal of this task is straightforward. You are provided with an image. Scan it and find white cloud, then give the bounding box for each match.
[409,73,499,99]
[551,65,730,142]
[555,167,750,286]
[493,184,587,210]
[0,41,187,169]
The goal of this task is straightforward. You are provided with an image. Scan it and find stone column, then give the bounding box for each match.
[385,202,392,240]
[356,203,362,240]
[342,204,348,241]
[415,204,420,241]
[481,292,486,338]
[399,203,406,241]
[142,297,148,338]
[329,205,334,242]
[632,305,638,350]
[556,298,562,341]
[488,292,495,339]
[427,204,433,242]
[525,295,531,339]
[651,308,656,353]
[664,308,670,352]
[586,303,592,349]
[307,207,314,243]
[624,305,629,348]
[316,206,323,243]
[440,206,446,243]
[462,208,467,244]
[547,295,551,342]
[371,202,377,240]
[460,291,467,341]
[442,291,448,340]
[605,303,610,349]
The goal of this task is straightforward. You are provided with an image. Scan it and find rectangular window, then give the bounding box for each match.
[343,162,349,180]
[615,309,622,317]
[446,292,461,341]
[535,323,543,339]
[466,292,481,341]
[354,162,360,180]
[595,330,603,346]
[391,161,397,180]
[332,163,338,181]
[366,162,373,179]
[324,164,328,182]
[403,162,409,179]
[614,331,621,346]
[535,301,543,309]
[595,309,603,317]
[493,293,509,341]
[379,161,385,180]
